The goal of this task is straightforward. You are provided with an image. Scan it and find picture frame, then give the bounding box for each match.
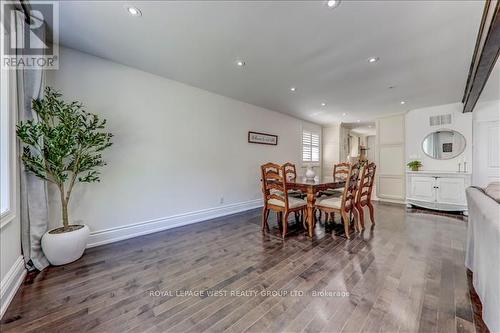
[248,131,278,145]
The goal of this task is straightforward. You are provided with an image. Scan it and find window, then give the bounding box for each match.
[1,65,10,217]
[302,130,320,162]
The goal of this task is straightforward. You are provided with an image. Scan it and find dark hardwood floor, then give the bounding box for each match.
[1,202,486,333]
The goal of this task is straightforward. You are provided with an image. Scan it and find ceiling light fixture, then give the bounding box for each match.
[368,57,379,63]
[236,60,245,67]
[321,102,327,107]
[290,87,296,92]
[126,6,142,16]
[326,0,341,9]
[342,113,347,116]
[400,101,406,105]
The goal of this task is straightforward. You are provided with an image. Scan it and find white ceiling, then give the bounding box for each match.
[54,1,484,125]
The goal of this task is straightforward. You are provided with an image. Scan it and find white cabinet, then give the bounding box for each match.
[435,177,466,205]
[406,171,471,213]
[409,176,436,202]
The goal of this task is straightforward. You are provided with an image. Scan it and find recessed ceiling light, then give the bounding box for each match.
[400,101,406,105]
[321,102,327,107]
[126,6,142,16]
[236,60,245,67]
[368,57,379,63]
[342,113,347,116]
[290,87,296,92]
[326,0,341,8]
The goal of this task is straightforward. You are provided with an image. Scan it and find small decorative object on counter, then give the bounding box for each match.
[407,160,422,172]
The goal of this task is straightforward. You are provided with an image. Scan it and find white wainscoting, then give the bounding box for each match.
[87,199,263,248]
[472,99,500,187]
[0,256,26,318]
[474,121,500,186]
[376,114,406,203]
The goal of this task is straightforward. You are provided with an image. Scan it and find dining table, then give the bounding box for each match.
[286,177,345,237]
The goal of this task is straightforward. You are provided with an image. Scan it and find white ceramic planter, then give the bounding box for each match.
[41,225,90,266]
[305,168,316,181]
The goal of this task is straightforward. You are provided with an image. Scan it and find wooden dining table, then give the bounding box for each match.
[286,178,345,237]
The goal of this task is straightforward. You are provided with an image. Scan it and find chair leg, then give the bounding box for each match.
[282,212,289,239]
[367,201,375,225]
[302,209,308,230]
[261,207,269,231]
[356,203,364,231]
[352,208,360,233]
[341,211,350,239]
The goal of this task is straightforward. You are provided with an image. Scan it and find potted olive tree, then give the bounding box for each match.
[17,87,113,265]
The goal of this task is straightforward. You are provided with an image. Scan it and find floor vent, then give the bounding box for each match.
[429,114,452,126]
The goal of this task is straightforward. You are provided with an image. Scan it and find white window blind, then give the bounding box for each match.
[302,131,320,162]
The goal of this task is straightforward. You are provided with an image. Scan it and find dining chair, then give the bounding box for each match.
[261,163,307,239]
[315,162,361,239]
[355,162,376,230]
[282,162,306,223]
[320,162,350,196]
[282,162,304,197]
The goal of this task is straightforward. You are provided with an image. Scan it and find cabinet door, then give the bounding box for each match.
[436,177,466,205]
[409,176,435,202]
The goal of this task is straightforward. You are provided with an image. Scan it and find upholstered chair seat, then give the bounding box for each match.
[268,196,307,209]
[321,187,344,195]
[316,196,342,209]
[270,189,304,199]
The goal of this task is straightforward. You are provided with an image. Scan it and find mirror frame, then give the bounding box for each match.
[421,129,466,160]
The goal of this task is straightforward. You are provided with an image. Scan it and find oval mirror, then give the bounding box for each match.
[422,130,466,160]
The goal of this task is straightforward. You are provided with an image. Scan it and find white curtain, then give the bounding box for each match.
[12,6,50,271]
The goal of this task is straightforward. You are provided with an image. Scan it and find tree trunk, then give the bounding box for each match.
[60,188,69,229]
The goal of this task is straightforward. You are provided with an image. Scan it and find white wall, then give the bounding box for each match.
[405,102,472,172]
[322,123,341,181]
[376,114,406,203]
[366,135,376,162]
[47,47,321,246]
[472,99,500,187]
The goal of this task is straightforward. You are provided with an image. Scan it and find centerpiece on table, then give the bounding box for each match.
[301,164,318,181]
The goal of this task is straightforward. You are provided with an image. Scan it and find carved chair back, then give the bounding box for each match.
[340,162,361,213]
[333,162,351,182]
[356,162,376,205]
[261,163,289,209]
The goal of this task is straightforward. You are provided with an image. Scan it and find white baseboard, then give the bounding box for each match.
[0,256,26,319]
[378,197,406,205]
[87,199,263,248]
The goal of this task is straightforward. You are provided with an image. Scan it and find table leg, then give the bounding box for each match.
[307,188,316,238]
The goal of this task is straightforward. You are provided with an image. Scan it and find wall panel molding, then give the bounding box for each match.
[376,115,406,203]
[0,256,26,318]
